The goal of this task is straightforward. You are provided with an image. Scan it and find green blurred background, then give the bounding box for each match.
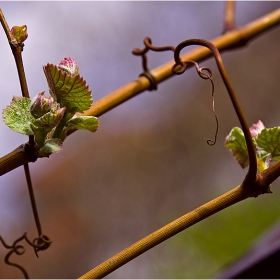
[0,1,280,278]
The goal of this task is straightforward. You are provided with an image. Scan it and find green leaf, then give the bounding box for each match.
[30,123,47,147]
[2,96,35,135]
[33,106,66,132]
[38,138,63,157]
[65,116,99,132]
[225,127,249,168]
[43,64,92,113]
[255,127,280,161]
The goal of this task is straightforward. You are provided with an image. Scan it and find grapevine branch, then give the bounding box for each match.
[0,7,279,279]
[0,9,279,176]
[78,20,278,279]
[0,9,51,278]
[78,181,270,279]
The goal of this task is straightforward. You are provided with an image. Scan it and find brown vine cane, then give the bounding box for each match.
[79,37,258,279]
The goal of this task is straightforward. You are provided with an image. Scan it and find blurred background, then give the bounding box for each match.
[0,1,280,278]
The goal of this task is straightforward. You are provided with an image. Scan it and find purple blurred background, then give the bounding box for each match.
[0,2,280,278]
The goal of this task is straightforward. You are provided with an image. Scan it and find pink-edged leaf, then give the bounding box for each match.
[249,120,265,137]
[58,57,79,76]
[43,63,92,113]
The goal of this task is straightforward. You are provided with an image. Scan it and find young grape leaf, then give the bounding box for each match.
[38,138,63,157]
[58,57,79,77]
[255,127,280,161]
[249,120,265,137]
[225,127,249,168]
[33,106,66,133]
[30,91,54,118]
[2,96,35,135]
[65,116,99,132]
[43,64,92,113]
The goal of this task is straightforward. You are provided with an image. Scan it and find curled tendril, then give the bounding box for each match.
[172,59,219,146]
[0,232,52,279]
[182,61,218,145]
[132,36,175,72]
[206,77,219,146]
[133,37,219,146]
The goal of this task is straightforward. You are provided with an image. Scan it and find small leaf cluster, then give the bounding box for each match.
[2,58,99,157]
[225,120,280,172]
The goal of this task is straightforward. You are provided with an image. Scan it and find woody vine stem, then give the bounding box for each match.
[0,4,280,279]
[77,32,261,280]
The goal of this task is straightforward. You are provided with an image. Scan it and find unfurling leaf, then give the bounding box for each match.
[58,57,79,77]
[225,127,249,168]
[2,96,35,135]
[43,63,92,113]
[225,121,272,173]
[38,138,63,157]
[255,127,280,162]
[249,120,265,137]
[30,91,54,118]
[33,106,66,132]
[65,116,99,132]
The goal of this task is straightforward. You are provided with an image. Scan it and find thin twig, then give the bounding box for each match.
[0,9,13,42]
[223,1,236,33]
[11,48,30,99]
[0,9,30,99]
[24,163,42,236]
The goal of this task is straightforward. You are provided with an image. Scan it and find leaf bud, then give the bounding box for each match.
[11,25,28,44]
[58,57,79,77]
[30,91,54,118]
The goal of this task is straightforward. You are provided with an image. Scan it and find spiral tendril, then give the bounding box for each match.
[0,232,52,279]
[206,77,219,146]
[133,37,219,146]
